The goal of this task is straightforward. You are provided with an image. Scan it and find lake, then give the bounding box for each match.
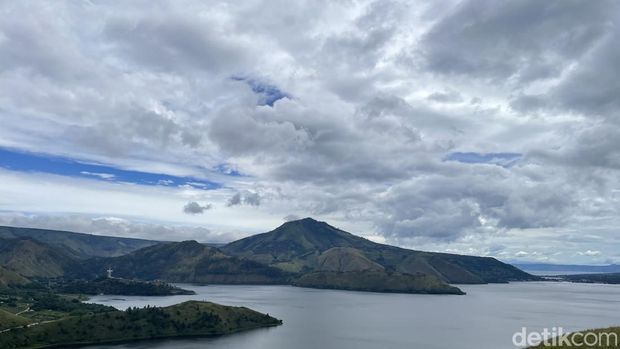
[85,282,620,349]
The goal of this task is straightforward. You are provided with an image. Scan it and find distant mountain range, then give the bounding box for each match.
[556,272,620,284]
[514,263,620,275]
[0,218,538,294]
[0,226,158,258]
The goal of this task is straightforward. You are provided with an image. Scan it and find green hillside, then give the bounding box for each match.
[0,226,158,259]
[0,238,80,278]
[316,247,385,272]
[78,240,291,284]
[0,309,29,331]
[0,267,30,287]
[223,218,535,284]
[0,301,282,349]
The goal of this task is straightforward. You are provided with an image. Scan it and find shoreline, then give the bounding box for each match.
[28,322,282,349]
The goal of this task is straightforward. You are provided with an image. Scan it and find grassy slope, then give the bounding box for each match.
[316,247,385,272]
[79,240,290,284]
[0,238,79,278]
[530,327,620,348]
[0,310,29,331]
[0,301,282,349]
[0,238,78,277]
[0,267,30,287]
[1,288,116,325]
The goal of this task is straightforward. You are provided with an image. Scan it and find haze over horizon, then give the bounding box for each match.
[1,0,619,265]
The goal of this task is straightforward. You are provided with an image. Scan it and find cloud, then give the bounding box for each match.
[80,171,116,180]
[445,152,522,167]
[579,250,602,257]
[283,214,300,222]
[182,201,212,214]
[0,0,619,263]
[103,13,251,74]
[243,191,261,206]
[420,0,615,83]
[226,193,242,207]
[0,213,239,243]
[226,191,260,207]
[427,90,463,103]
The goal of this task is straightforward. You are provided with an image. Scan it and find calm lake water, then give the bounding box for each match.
[85,282,620,349]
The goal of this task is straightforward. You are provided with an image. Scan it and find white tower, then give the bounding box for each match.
[106,266,113,278]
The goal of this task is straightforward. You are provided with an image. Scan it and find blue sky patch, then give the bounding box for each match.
[213,163,243,177]
[232,76,290,106]
[0,147,221,189]
[445,152,522,167]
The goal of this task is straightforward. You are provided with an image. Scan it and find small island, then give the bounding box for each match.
[57,277,196,296]
[0,301,282,349]
[292,270,465,295]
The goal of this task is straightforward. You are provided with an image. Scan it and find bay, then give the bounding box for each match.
[85,282,620,349]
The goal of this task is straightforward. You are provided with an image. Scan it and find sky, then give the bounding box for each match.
[0,0,619,264]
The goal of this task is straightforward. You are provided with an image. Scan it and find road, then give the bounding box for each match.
[0,306,59,334]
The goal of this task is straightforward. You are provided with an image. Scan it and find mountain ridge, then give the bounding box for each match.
[0,225,159,258]
[0,218,536,295]
[76,240,291,284]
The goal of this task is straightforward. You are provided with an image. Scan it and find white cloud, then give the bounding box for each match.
[80,171,116,180]
[183,201,213,215]
[0,0,619,263]
[579,250,602,257]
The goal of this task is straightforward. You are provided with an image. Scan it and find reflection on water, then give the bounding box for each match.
[85,282,620,349]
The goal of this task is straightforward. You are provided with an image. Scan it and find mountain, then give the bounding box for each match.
[223,218,379,266]
[0,237,80,278]
[223,218,535,284]
[0,219,535,295]
[78,240,290,284]
[0,226,158,259]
